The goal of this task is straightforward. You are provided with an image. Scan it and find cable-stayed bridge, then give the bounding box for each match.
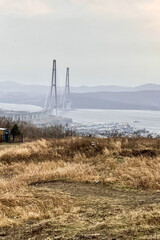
[1,60,72,122]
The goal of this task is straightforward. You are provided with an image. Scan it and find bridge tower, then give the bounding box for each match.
[63,67,72,111]
[48,59,57,114]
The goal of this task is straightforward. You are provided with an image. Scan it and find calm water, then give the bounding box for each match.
[0,103,159,134]
[62,109,160,134]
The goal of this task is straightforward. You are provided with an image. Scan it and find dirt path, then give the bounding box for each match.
[1,181,160,240]
[36,181,160,207]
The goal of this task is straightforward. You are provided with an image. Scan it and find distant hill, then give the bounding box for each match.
[0,81,49,94]
[71,91,160,110]
[0,81,159,110]
[0,81,160,94]
[71,84,160,93]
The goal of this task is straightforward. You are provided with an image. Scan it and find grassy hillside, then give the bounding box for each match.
[0,137,160,239]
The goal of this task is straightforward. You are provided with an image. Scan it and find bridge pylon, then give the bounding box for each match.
[45,59,57,115]
[63,67,72,111]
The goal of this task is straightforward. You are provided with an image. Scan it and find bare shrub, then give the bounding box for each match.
[0,117,76,140]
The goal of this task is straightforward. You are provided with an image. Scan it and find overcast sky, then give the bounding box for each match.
[0,0,160,86]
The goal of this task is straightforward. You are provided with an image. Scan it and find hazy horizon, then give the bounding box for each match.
[0,0,160,87]
[0,80,159,88]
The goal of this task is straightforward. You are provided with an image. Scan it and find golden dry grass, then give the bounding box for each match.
[0,137,160,239]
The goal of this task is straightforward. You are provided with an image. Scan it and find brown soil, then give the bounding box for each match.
[1,181,160,240]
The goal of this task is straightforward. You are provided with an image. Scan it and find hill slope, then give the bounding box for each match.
[71,90,160,110]
[0,82,159,110]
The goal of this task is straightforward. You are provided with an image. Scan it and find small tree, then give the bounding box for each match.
[11,124,21,142]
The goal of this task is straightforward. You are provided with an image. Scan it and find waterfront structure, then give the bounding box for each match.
[0,60,72,122]
[63,67,72,111]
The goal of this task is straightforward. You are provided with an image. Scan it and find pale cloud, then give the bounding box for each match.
[71,0,160,33]
[71,0,159,22]
[0,0,51,16]
[142,0,160,27]
[0,0,159,86]
[70,0,139,17]
[142,0,160,14]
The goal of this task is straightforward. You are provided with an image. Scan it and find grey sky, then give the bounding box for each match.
[0,0,160,86]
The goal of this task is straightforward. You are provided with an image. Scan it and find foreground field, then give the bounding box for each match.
[0,137,160,239]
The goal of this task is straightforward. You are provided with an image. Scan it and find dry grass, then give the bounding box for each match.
[93,203,160,238]
[0,137,160,239]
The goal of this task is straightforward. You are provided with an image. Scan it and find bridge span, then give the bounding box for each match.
[1,109,55,122]
[0,59,72,123]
